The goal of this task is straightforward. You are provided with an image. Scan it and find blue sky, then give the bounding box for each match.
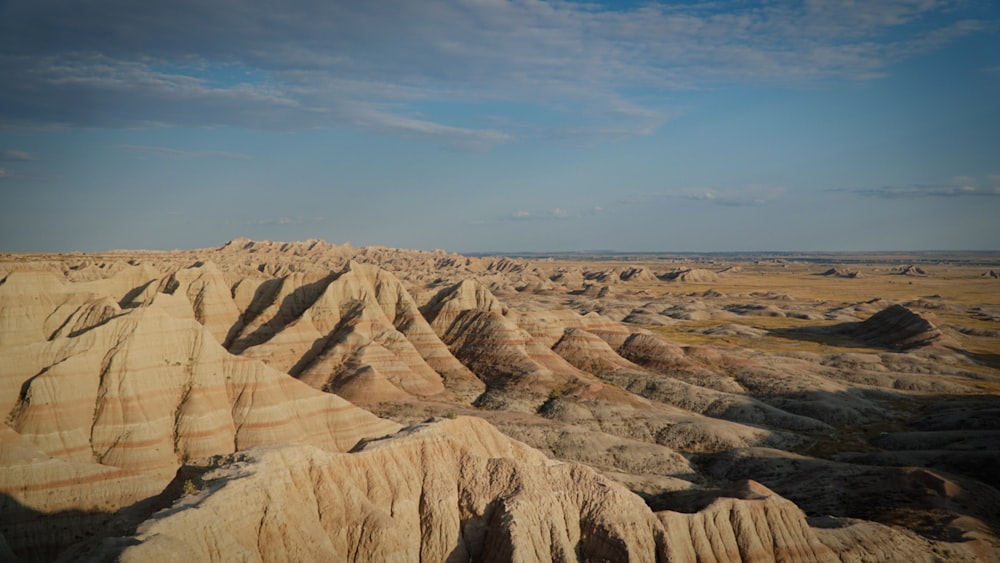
[1,0,998,252]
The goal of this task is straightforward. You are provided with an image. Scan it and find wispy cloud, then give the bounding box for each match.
[348,105,512,151]
[506,208,577,221]
[622,186,784,207]
[470,205,610,225]
[852,184,1000,198]
[116,144,250,159]
[667,188,721,202]
[0,1,991,147]
[0,150,32,161]
[0,168,8,178]
[253,215,325,226]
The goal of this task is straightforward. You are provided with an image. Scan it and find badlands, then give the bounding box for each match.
[1,239,999,562]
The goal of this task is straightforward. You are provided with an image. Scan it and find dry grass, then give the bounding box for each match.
[581,257,1000,361]
[647,317,883,356]
[798,420,902,458]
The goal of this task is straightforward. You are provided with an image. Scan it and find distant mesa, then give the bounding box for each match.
[486,257,527,274]
[902,297,952,311]
[618,266,658,282]
[571,284,613,298]
[983,270,1000,279]
[582,270,612,282]
[658,268,720,283]
[724,303,786,318]
[549,268,584,285]
[851,304,953,350]
[818,267,862,278]
[898,265,928,276]
[750,291,792,301]
[219,236,255,250]
[219,237,342,255]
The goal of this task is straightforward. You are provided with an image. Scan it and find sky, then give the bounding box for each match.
[1,0,999,253]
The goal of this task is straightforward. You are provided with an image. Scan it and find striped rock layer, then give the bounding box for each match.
[74,418,908,563]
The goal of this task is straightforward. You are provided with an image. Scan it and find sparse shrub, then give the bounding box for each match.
[182,479,197,495]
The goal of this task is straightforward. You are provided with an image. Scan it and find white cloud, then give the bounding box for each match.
[0,150,32,161]
[624,186,784,207]
[851,183,1000,198]
[675,189,718,201]
[504,207,580,221]
[347,105,512,151]
[116,144,250,159]
[0,1,989,146]
[255,216,309,226]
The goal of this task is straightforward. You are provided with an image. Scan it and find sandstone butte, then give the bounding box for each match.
[1,240,997,562]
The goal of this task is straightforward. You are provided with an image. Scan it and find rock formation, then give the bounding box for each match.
[851,304,954,350]
[659,268,721,283]
[1,241,997,561]
[819,267,862,278]
[657,480,840,562]
[422,279,587,403]
[67,418,935,563]
[619,266,657,282]
[0,267,399,559]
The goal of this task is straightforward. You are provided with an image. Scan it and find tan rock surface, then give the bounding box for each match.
[423,279,587,402]
[851,304,956,350]
[5,304,398,479]
[92,418,665,562]
[553,328,830,432]
[0,423,163,561]
[228,262,463,402]
[657,480,840,562]
[70,418,909,563]
[660,268,721,283]
[1,269,400,558]
[2,241,999,561]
